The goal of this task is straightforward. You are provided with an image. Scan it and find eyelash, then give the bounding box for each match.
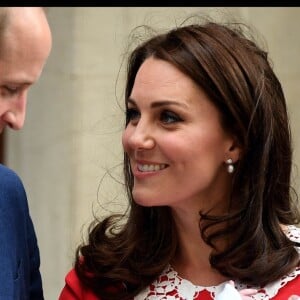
[126,108,140,124]
[126,108,183,125]
[160,110,182,124]
[2,86,19,97]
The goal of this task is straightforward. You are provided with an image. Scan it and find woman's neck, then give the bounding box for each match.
[170,207,229,286]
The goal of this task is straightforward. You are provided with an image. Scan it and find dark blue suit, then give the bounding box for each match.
[0,164,43,299]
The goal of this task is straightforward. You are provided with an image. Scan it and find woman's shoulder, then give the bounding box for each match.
[271,272,300,299]
[246,225,300,299]
[59,268,99,300]
[247,225,300,299]
[285,224,300,246]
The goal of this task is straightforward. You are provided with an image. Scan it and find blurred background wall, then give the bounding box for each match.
[4,7,300,299]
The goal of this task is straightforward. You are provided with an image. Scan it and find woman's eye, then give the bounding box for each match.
[160,111,182,124]
[126,108,140,124]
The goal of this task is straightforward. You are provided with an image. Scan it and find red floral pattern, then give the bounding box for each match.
[135,225,300,300]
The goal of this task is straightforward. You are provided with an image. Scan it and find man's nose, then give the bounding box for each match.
[2,94,27,130]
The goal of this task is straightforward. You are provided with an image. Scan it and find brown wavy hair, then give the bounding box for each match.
[75,20,300,299]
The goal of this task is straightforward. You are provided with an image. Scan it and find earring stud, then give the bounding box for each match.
[226,158,234,174]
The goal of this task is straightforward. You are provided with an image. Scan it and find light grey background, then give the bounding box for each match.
[5,7,300,299]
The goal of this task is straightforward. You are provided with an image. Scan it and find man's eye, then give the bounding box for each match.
[160,111,182,124]
[126,108,140,124]
[3,86,19,96]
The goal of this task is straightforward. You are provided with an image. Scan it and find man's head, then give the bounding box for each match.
[0,7,52,132]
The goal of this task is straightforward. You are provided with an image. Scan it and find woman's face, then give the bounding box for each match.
[122,57,239,211]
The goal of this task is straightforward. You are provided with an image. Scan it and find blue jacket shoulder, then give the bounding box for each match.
[0,164,24,189]
[0,164,28,210]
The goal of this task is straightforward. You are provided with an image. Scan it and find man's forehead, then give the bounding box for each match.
[0,64,36,86]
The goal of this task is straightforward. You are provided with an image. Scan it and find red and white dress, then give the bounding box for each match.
[59,225,300,299]
[135,225,300,300]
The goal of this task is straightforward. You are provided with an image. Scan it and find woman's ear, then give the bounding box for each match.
[225,136,242,164]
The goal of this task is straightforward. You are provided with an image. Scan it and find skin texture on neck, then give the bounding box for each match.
[171,207,229,286]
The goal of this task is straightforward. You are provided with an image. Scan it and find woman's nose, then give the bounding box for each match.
[126,120,155,150]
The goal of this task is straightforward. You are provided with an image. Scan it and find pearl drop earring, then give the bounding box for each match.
[226,158,234,174]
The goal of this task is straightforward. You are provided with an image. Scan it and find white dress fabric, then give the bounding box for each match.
[135,225,300,300]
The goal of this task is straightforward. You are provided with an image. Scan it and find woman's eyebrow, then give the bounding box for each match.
[127,98,188,109]
[151,100,188,109]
